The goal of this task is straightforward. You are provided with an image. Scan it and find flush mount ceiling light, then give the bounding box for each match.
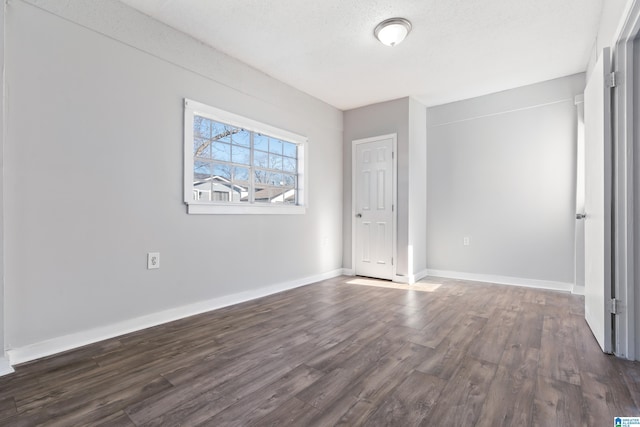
[374,17,412,47]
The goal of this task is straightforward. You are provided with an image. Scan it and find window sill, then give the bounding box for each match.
[187,203,306,215]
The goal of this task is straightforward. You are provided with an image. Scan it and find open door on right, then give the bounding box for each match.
[583,47,614,353]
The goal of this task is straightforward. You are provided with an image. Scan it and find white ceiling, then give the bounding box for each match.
[118,0,604,110]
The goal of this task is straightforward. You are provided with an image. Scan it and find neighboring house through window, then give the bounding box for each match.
[184,99,307,214]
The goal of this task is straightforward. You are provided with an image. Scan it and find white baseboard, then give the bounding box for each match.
[7,268,344,366]
[571,285,585,296]
[394,269,429,285]
[342,268,355,276]
[426,269,573,293]
[0,357,14,377]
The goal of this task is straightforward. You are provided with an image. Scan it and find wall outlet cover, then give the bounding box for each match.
[147,252,160,269]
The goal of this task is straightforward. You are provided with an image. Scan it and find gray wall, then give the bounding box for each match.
[4,0,343,350]
[427,74,585,284]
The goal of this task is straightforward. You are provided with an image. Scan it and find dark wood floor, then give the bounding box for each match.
[0,275,638,426]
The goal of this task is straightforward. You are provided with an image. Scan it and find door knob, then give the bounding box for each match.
[355,213,362,218]
[576,213,586,220]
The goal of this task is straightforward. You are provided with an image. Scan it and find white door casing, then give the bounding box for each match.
[584,47,614,354]
[352,134,396,280]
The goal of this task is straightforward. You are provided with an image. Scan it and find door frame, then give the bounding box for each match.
[351,133,398,281]
[611,0,640,359]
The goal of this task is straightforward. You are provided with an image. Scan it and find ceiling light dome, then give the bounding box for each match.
[374,18,412,47]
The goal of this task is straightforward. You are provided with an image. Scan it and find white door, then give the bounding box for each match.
[353,135,395,280]
[583,47,613,353]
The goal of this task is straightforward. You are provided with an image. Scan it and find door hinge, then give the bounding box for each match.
[392,152,395,159]
[391,257,394,265]
[611,298,620,315]
[392,204,394,212]
[606,72,617,88]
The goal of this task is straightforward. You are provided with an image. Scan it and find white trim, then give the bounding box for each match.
[6,269,344,366]
[611,0,640,360]
[0,357,13,377]
[572,285,586,296]
[341,268,355,276]
[394,269,429,285]
[426,270,573,292]
[351,134,398,281]
[188,203,305,215]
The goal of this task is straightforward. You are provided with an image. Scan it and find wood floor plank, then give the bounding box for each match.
[616,359,640,409]
[0,275,637,426]
[90,410,136,427]
[506,308,544,349]
[126,339,317,425]
[415,315,488,380]
[475,345,539,426]
[364,370,445,426]
[249,397,320,427]
[467,309,518,364]
[538,314,581,385]
[307,342,436,426]
[0,396,16,422]
[332,399,375,427]
[349,341,434,404]
[532,375,585,426]
[581,371,638,426]
[425,356,498,426]
[200,364,323,426]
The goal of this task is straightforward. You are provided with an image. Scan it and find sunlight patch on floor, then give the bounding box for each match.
[346,278,442,292]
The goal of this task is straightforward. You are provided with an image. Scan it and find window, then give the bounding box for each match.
[184,99,307,214]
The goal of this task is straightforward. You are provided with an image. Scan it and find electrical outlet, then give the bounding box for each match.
[147,252,160,269]
[463,236,471,246]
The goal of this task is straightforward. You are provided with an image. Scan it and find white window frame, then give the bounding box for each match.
[184,99,307,214]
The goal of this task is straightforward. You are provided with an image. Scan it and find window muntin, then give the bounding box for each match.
[184,99,306,214]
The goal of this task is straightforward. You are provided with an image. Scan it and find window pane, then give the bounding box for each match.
[194,116,210,139]
[209,177,234,202]
[269,138,283,155]
[283,142,297,158]
[283,189,297,205]
[283,174,296,187]
[282,157,296,173]
[211,191,230,202]
[194,161,211,177]
[212,163,232,180]
[211,142,231,161]
[212,122,233,143]
[232,129,250,146]
[253,150,268,168]
[233,167,250,203]
[194,137,210,158]
[232,146,251,165]
[268,173,284,186]
[254,169,269,184]
[253,189,271,203]
[254,134,269,151]
[233,166,249,182]
[270,154,283,170]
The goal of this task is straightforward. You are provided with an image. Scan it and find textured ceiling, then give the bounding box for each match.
[118,0,604,110]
